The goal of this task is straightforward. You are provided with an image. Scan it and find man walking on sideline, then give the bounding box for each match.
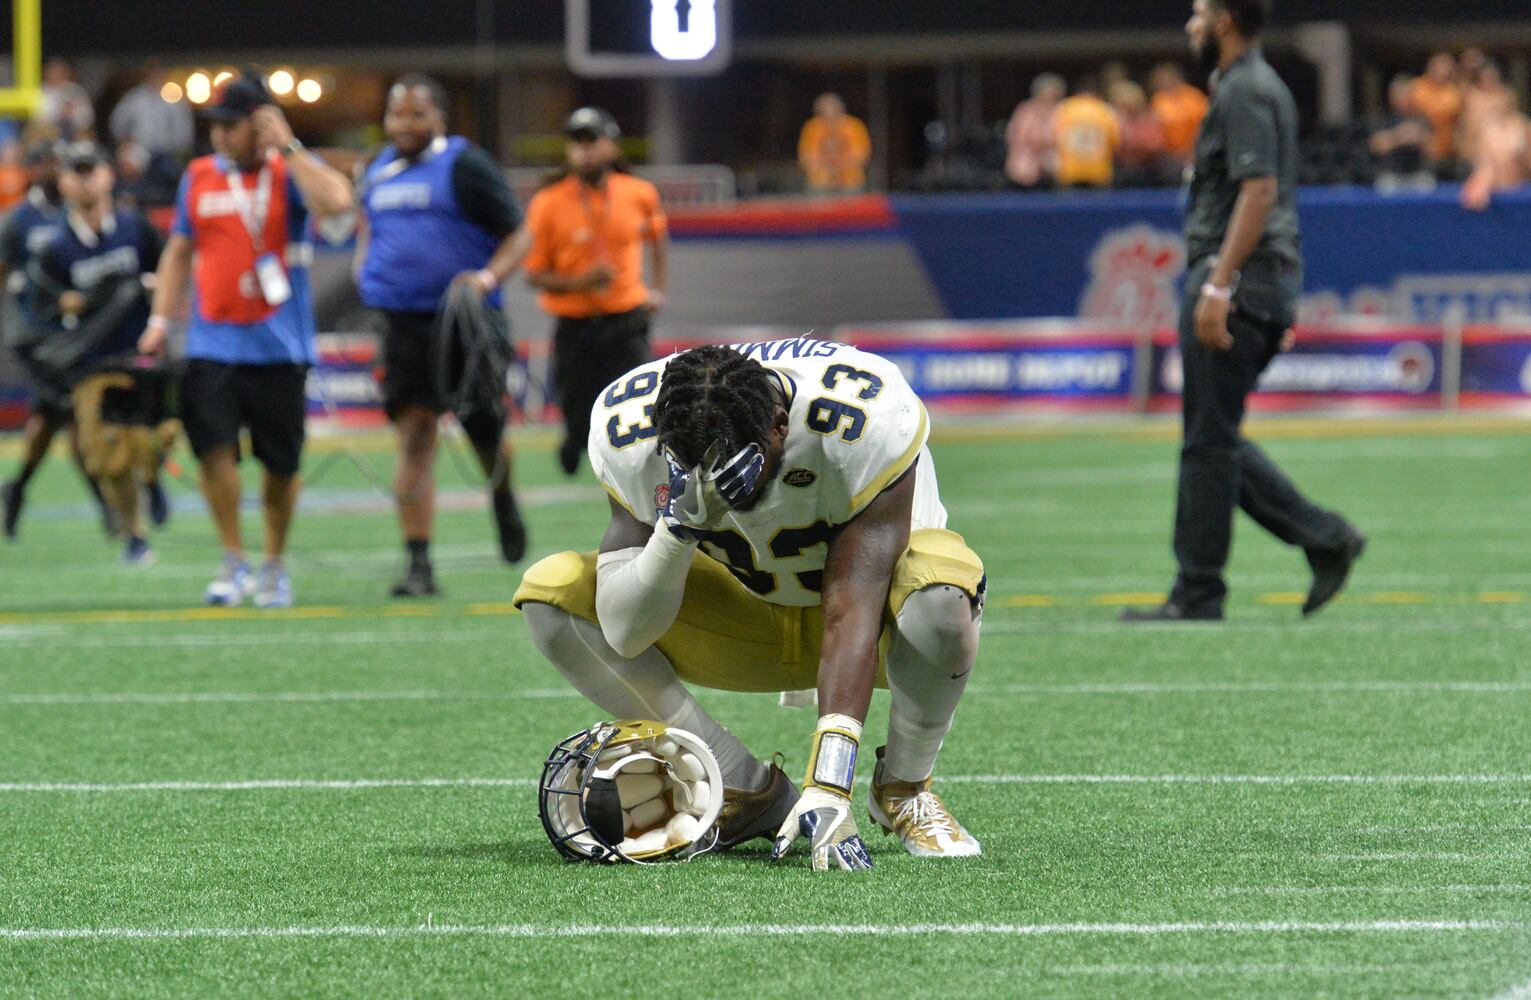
[1123,0,1364,623]
[522,108,668,477]
[356,73,529,597]
[139,72,353,607]
[1,141,118,539]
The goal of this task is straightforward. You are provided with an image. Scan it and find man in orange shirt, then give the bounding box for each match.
[523,108,668,476]
[1409,52,1464,163]
[1054,79,1121,188]
[1150,62,1209,165]
[797,93,872,194]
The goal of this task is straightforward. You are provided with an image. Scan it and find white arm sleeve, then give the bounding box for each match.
[595,527,697,659]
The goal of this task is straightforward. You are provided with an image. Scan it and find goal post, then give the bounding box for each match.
[0,0,41,116]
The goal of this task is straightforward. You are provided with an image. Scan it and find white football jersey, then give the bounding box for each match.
[589,338,948,607]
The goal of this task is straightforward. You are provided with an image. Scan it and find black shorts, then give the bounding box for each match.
[377,308,507,447]
[551,308,652,431]
[28,381,74,424]
[180,359,308,476]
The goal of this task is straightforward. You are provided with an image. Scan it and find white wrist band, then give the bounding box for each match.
[147,315,169,331]
[476,269,497,291]
[1201,282,1232,302]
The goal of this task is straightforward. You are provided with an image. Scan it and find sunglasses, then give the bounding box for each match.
[68,161,101,175]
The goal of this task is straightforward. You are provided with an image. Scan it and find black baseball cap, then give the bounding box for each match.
[60,140,106,171]
[202,72,273,122]
[563,107,620,140]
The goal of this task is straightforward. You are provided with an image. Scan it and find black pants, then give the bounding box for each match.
[1170,257,1352,615]
[551,308,651,454]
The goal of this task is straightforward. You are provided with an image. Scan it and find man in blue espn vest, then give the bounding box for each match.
[357,73,528,598]
[0,141,123,539]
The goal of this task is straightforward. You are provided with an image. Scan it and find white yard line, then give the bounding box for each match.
[0,630,510,649]
[0,919,1516,943]
[5,773,1531,794]
[0,778,537,792]
[6,681,1528,706]
[975,681,1531,694]
[984,620,1531,636]
[1212,885,1531,896]
[1047,962,1445,977]
[1492,977,1531,1000]
[0,690,571,706]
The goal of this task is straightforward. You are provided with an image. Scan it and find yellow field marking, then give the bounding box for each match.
[1367,592,1430,605]
[1091,592,1166,606]
[1476,592,1525,604]
[999,595,1059,608]
[381,606,441,618]
[466,603,520,616]
[1257,592,1306,605]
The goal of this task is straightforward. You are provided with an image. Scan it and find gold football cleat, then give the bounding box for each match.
[867,746,982,858]
[716,758,799,850]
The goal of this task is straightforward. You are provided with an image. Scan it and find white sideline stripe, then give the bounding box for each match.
[6,773,1531,794]
[1213,885,1531,896]
[0,919,1516,943]
[1051,962,1436,977]
[0,690,570,706]
[1493,975,1531,1000]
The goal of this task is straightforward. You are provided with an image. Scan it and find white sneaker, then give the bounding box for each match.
[252,562,293,609]
[867,746,982,858]
[204,555,255,607]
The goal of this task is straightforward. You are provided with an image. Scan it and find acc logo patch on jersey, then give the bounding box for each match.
[783,468,817,488]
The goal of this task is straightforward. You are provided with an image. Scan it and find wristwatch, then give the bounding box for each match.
[284,136,304,157]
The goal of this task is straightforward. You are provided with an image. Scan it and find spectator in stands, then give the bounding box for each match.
[138,72,354,608]
[523,108,667,477]
[355,73,529,597]
[1458,60,1517,165]
[1461,103,1531,211]
[108,60,194,202]
[1370,75,1435,194]
[1053,78,1120,189]
[1005,73,1065,189]
[1150,62,1208,166]
[1409,52,1464,165]
[1457,48,1489,90]
[797,93,872,194]
[0,140,27,211]
[37,58,94,140]
[1110,80,1168,187]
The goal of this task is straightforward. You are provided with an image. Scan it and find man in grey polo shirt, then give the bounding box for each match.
[1123,0,1364,623]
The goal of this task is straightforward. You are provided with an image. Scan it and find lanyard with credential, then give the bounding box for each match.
[224,161,273,254]
[578,183,610,263]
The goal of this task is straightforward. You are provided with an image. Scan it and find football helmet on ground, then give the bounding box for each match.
[539,720,725,863]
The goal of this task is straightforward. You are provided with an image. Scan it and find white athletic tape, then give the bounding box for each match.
[0,919,1516,942]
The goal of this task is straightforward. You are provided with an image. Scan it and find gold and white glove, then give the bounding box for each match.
[769,714,873,872]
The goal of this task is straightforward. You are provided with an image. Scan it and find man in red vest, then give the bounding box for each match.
[140,72,353,607]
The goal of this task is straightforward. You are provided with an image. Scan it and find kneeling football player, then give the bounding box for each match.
[516,341,985,870]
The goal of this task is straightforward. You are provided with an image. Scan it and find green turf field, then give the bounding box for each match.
[2,417,1530,999]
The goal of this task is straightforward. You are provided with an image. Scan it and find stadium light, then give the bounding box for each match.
[269,69,295,96]
[185,72,211,104]
[296,78,322,103]
[212,70,233,87]
[159,81,183,103]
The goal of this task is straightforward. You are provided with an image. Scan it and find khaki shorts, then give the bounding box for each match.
[513,528,984,693]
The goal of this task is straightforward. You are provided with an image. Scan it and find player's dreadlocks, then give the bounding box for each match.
[654,346,777,467]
